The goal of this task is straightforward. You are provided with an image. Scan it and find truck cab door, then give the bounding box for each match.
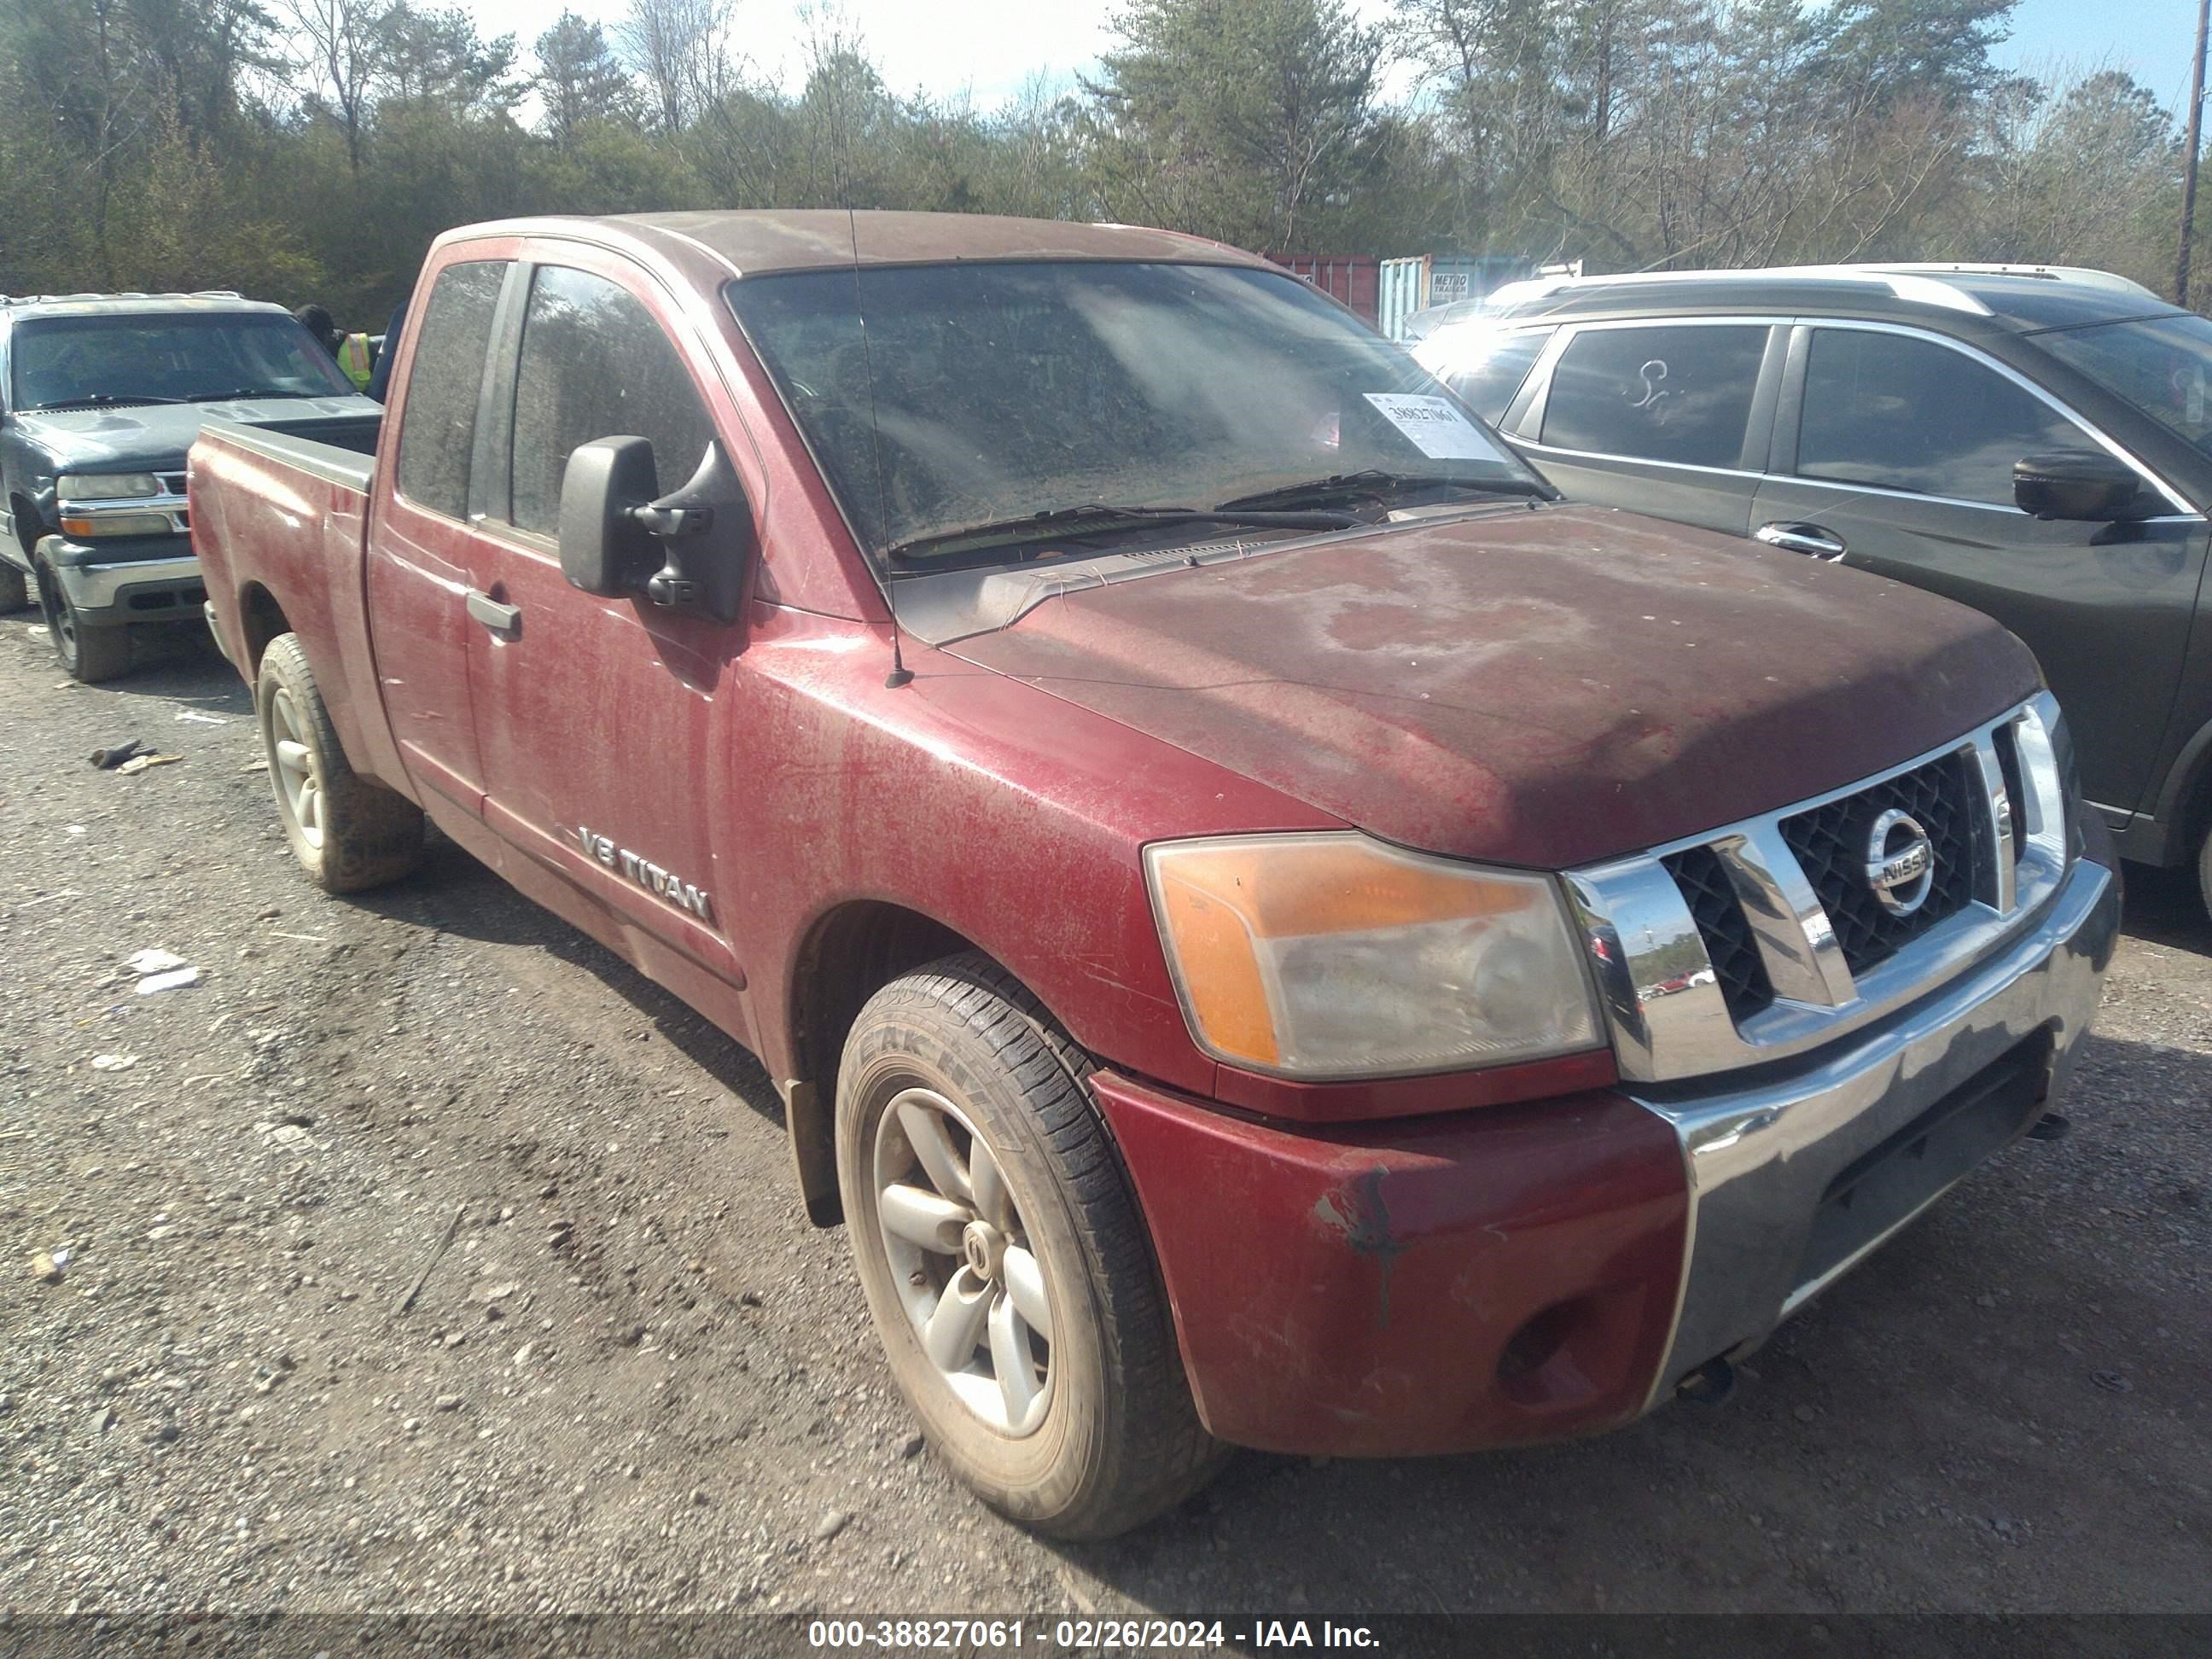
[457,251,755,992]
[1758,323,2208,822]
[365,255,510,813]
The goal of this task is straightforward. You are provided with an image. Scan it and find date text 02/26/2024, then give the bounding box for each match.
[806,1619,1382,1650]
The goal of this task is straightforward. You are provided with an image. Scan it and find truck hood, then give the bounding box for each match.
[946,504,2040,870]
[13,395,379,474]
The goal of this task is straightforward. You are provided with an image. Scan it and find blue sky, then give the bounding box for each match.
[2000,0,2203,108]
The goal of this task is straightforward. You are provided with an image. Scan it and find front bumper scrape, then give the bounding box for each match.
[1637,852,2119,1404]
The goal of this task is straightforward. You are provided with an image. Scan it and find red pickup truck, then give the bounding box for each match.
[189,212,2119,1539]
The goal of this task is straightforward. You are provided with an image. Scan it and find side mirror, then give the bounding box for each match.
[556,434,752,623]
[558,435,658,596]
[2013,450,2144,522]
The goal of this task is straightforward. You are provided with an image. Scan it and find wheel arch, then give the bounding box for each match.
[782,898,990,1228]
[2151,711,2212,864]
[9,492,42,560]
[236,582,294,675]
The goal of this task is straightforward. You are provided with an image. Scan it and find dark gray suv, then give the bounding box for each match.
[1417,264,2212,917]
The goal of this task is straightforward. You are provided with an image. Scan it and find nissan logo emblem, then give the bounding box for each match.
[1865,808,1936,917]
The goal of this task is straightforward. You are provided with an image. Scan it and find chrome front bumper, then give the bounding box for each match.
[48,544,203,617]
[1634,853,2119,1403]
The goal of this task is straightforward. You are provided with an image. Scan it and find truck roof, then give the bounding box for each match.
[441,210,1271,280]
[0,290,288,319]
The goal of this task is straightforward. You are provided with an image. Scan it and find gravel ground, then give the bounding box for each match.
[2,619,2207,1620]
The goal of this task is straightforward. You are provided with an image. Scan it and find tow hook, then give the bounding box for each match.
[1675,1356,1736,1406]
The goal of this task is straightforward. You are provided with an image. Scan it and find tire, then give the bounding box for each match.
[33,550,131,682]
[835,952,1225,1540]
[256,632,424,893]
[2198,821,2212,924]
[0,559,27,613]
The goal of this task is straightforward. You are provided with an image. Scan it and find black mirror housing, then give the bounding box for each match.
[558,435,659,595]
[2013,450,2145,523]
[557,434,751,622]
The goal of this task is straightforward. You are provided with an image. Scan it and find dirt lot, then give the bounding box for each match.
[2,618,2207,1621]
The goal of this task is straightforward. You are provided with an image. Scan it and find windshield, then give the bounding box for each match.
[2036,311,2212,455]
[9,312,354,410]
[725,261,1540,565]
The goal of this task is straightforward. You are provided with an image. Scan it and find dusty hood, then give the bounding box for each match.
[15,395,379,473]
[946,504,2040,870]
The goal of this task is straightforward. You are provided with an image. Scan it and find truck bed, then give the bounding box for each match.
[189,415,407,798]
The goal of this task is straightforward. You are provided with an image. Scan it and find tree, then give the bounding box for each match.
[280,0,385,170]
[1085,0,1387,249]
[533,12,637,144]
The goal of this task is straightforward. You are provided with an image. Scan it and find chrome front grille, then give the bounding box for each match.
[1567,692,2074,1084]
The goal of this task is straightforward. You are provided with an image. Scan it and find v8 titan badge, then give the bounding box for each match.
[573,825,713,921]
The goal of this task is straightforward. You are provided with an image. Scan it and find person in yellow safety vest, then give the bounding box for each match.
[334,329,373,390]
[293,303,374,393]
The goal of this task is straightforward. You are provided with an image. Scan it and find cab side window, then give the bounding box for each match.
[507,265,717,537]
[1796,329,2087,506]
[394,260,506,519]
[1540,324,1767,468]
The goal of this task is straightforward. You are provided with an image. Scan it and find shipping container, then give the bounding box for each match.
[1264,254,1381,324]
[1376,254,1543,340]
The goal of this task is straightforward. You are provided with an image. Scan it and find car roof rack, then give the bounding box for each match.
[1477,262,2164,321]
[1,288,247,307]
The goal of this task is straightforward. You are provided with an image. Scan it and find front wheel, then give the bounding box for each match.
[33,550,131,682]
[2198,820,2212,924]
[256,632,425,892]
[835,952,1224,1539]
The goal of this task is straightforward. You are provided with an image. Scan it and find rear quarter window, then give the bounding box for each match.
[1541,323,1767,468]
[394,260,507,519]
[1429,326,1553,424]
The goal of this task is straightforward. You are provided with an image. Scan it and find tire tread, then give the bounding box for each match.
[848,951,1224,1538]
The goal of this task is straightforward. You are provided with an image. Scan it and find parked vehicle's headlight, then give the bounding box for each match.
[1144,832,1604,1079]
[58,472,160,502]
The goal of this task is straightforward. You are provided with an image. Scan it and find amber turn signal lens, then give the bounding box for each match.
[1144,833,1603,1080]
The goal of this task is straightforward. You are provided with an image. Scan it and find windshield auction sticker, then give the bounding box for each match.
[1361,393,1497,460]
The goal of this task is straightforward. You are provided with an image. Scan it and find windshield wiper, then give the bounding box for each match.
[886,502,1358,566]
[26,393,193,410]
[191,387,324,402]
[1216,469,1552,511]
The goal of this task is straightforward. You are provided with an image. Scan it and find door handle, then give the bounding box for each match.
[465,588,521,638]
[1754,521,1848,561]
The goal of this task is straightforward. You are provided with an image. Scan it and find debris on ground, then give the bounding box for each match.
[29,1250,62,1284]
[136,965,204,994]
[125,948,189,975]
[90,740,146,770]
[173,710,229,725]
[90,1053,138,1073]
[116,753,183,776]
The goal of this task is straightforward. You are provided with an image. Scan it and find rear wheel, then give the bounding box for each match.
[835,952,1223,1539]
[256,632,424,892]
[33,547,131,682]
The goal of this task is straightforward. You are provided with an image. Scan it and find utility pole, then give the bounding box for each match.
[2181,0,2210,306]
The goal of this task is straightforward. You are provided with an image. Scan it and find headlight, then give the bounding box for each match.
[58,473,160,502]
[1144,832,1604,1080]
